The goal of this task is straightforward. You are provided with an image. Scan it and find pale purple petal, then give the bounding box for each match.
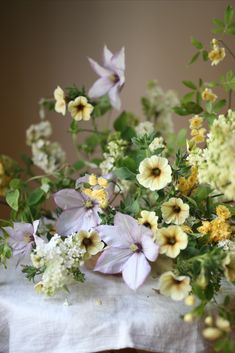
[56,206,100,236]
[108,83,121,110]
[54,189,84,210]
[96,225,129,248]
[111,47,125,71]
[88,77,113,99]
[114,212,141,243]
[103,45,113,67]
[141,235,159,262]
[122,252,151,290]
[94,247,131,274]
[88,57,111,77]
[33,220,40,236]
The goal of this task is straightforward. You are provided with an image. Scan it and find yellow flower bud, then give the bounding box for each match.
[34,282,43,294]
[216,317,231,332]
[89,174,97,186]
[202,327,222,341]
[205,316,213,326]
[183,313,195,323]
[184,294,196,306]
[97,177,108,188]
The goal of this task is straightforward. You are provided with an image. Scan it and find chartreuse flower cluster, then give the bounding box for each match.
[1,5,235,353]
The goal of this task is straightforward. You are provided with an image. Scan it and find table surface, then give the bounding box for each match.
[0,259,208,353]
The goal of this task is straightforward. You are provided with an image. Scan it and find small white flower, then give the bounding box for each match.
[54,86,66,116]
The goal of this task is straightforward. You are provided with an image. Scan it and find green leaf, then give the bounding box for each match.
[224,5,234,25]
[182,80,197,90]
[6,190,20,211]
[213,99,226,112]
[28,188,45,207]
[202,50,208,61]
[92,95,112,118]
[113,167,136,180]
[227,22,235,35]
[189,52,200,65]
[181,92,195,104]
[9,178,21,190]
[213,18,225,28]
[191,37,203,49]
[73,160,85,170]
[114,111,137,140]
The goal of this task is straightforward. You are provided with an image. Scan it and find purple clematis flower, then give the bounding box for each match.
[54,189,101,236]
[94,212,159,290]
[4,220,39,257]
[88,46,125,110]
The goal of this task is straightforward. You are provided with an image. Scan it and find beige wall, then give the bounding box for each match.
[1,0,234,165]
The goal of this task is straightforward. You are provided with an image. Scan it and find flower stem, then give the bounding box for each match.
[219,40,235,61]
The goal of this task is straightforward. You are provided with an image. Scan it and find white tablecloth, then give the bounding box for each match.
[0,260,208,353]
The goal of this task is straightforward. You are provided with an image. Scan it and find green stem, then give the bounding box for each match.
[219,40,235,61]
[72,133,80,160]
[78,128,106,135]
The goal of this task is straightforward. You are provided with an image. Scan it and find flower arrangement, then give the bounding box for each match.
[1,5,235,353]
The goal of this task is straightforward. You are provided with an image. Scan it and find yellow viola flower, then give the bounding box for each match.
[189,115,203,130]
[216,205,231,220]
[201,88,217,103]
[138,210,159,235]
[89,174,98,186]
[161,197,190,225]
[136,156,172,191]
[77,230,104,259]
[68,96,94,121]
[54,86,66,116]
[97,177,109,188]
[208,43,225,66]
[159,271,191,301]
[210,218,231,243]
[156,225,188,258]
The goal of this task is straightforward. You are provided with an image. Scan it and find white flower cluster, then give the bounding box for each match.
[135,121,154,137]
[189,110,235,201]
[100,138,128,174]
[26,120,66,173]
[142,80,179,138]
[32,233,84,296]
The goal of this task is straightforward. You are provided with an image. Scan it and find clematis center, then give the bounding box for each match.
[152,167,161,176]
[110,74,120,84]
[24,233,33,243]
[130,242,142,253]
[84,200,94,209]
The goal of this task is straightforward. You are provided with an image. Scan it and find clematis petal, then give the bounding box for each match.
[33,220,40,236]
[122,253,151,290]
[56,207,86,236]
[54,189,84,210]
[88,57,111,77]
[88,77,113,98]
[114,212,141,244]
[141,234,159,262]
[103,45,113,67]
[94,247,131,274]
[108,83,121,110]
[96,225,129,248]
[111,47,125,71]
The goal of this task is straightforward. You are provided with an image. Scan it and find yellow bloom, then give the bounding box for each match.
[159,271,191,301]
[177,166,198,195]
[34,282,44,294]
[223,252,235,282]
[138,210,159,235]
[77,230,104,259]
[189,115,203,130]
[201,88,217,103]
[216,205,231,220]
[97,177,109,188]
[137,156,172,191]
[191,133,205,144]
[54,86,66,116]
[198,221,211,235]
[180,224,192,234]
[68,96,94,121]
[202,327,222,340]
[208,46,225,66]
[156,225,188,258]
[89,174,97,186]
[161,197,189,225]
[92,188,109,208]
[210,218,231,243]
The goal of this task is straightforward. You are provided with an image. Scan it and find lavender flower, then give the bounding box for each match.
[94,212,159,290]
[4,220,39,257]
[88,46,125,110]
[54,189,101,236]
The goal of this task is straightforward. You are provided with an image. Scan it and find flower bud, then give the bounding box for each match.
[204,316,213,326]
[216,317,231,332]
[183,313,194,323]
[202,327,222,340]
[185,294,196,306]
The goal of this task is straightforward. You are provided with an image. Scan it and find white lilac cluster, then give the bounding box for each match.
[100,138,128,174]
[135,121,155,137]
[141,80,179,139]
[26,120,66,173]
[188,110,235,201]
[32,234,84,296]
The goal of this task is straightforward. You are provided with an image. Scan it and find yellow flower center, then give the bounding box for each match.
[152,167,161,176]
[110,74,119,84]
[82,238,93,247]
[130,243,142,253]
[173,205,181,214]
[167,237,176,245]
[84,200,94,209]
